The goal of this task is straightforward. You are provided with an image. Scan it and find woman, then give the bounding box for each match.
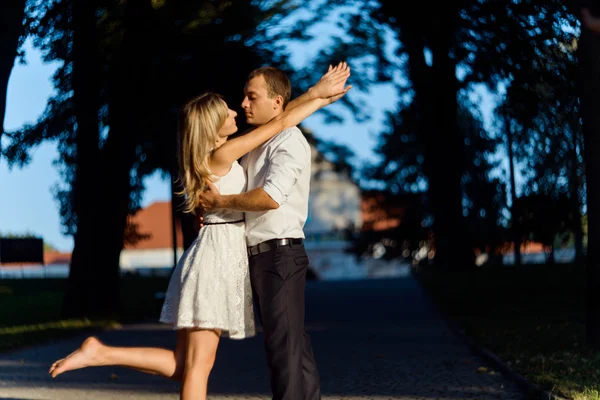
[48,62,351,400]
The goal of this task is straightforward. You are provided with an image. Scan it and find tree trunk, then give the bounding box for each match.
[170,174,179,269]
[397,6,472,269]
[426,5,474,269]
[506,123,522,266]
[0,0,26,158]
[569,137,585,265]
[89,158,131,316]
[546,245,555,265]
[63,0,101,317]
[92,0,156,314]
[62,0,123,318]
[170,172,198,265]
[579,27,600,349]
[172,177,198,252]
[66,185,128,317]
[64,0,156,318]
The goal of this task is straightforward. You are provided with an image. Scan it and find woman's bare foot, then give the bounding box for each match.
[49,336,106,378]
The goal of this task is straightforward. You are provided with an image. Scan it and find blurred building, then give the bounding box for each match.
[304,140,362,239]
[44,251,72,265]
[359,190,408,232]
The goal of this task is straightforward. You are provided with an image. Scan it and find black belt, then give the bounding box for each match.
[203,219,244,226]
[247,238,303,256]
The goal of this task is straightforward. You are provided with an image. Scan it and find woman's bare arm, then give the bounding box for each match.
[208,68,351,173]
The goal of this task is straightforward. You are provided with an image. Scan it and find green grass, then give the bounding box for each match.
[0,276,170,352]
[413,263,599,400]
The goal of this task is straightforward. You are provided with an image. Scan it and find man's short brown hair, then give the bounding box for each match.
[247,66,292,109]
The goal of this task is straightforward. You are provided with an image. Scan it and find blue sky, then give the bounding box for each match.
[0,38,401,252]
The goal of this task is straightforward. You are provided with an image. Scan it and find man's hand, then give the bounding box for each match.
[194,206,205,230]
[197,182,222,213]
[325,84,352,105]
[310,61,351,100]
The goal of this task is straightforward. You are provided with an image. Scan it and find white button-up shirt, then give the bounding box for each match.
[240,126,311,247]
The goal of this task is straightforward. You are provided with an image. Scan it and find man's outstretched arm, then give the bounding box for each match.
[198,184,278,213]
[286,62,350,111]
[198,128,310,214]
[217,187,279,212]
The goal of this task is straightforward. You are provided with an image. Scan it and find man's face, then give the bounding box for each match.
[241,75,281,126]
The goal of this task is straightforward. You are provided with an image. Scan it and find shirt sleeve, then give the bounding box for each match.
[262,131,310,206]
[239,153,248,170]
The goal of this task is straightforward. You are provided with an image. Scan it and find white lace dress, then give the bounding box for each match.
[159,161,255,339]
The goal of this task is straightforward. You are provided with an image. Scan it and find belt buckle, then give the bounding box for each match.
[249,242,267,256]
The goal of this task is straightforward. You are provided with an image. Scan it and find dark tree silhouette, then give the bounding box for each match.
[576,2,600,348]
[0,0,26,160]
[2,0,297,317]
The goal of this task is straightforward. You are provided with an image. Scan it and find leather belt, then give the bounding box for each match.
[203,219,244,226]
[247,238,304,257]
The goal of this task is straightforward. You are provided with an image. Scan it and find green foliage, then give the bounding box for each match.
[1,0,588,262]
[2,0,299,236]
[0,231,39,239]
[284,0,582,254]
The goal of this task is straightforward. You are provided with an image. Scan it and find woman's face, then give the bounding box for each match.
[217,102,238,139]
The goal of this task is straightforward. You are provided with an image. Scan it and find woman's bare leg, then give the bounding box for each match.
[180,328,221,400]
[49,329,188,380]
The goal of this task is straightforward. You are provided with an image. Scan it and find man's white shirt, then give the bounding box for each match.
[240,126,311,247]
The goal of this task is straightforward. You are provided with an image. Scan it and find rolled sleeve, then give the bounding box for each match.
[262,133,309,206]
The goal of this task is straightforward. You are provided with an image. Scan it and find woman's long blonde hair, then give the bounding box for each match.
[177,92,229,214]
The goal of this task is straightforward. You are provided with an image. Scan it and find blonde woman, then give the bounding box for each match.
[48,64,351,400]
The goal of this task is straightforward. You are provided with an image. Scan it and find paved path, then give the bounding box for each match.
[0,273,526,399]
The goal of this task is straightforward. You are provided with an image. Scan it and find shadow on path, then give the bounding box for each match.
[0,276,526,399]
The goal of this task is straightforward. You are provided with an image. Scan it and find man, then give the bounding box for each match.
[198,63,351,400]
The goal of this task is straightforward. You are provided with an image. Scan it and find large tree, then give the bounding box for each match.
[365,96,506,259]
[276,0,578,268]
[3,0,295,317]
[496,29,584,264]
[576,3,600,348]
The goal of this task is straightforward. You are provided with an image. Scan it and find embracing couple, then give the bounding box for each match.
[49,62,352,400]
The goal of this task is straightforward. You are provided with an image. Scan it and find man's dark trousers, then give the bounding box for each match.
[249,240,321,400]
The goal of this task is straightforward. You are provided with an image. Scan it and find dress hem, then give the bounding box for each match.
[158,319,256,340]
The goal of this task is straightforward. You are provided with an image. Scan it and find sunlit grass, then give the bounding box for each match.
[414,263,598,400]
[0,319,121,335]
[573,388,600,400]
[0,276,169,351]
[0,319,119,352]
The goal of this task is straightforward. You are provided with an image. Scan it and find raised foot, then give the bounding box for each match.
[49,336,105,378]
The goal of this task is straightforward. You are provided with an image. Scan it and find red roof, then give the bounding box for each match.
[124,201,184,250]
[44,251,71,264]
